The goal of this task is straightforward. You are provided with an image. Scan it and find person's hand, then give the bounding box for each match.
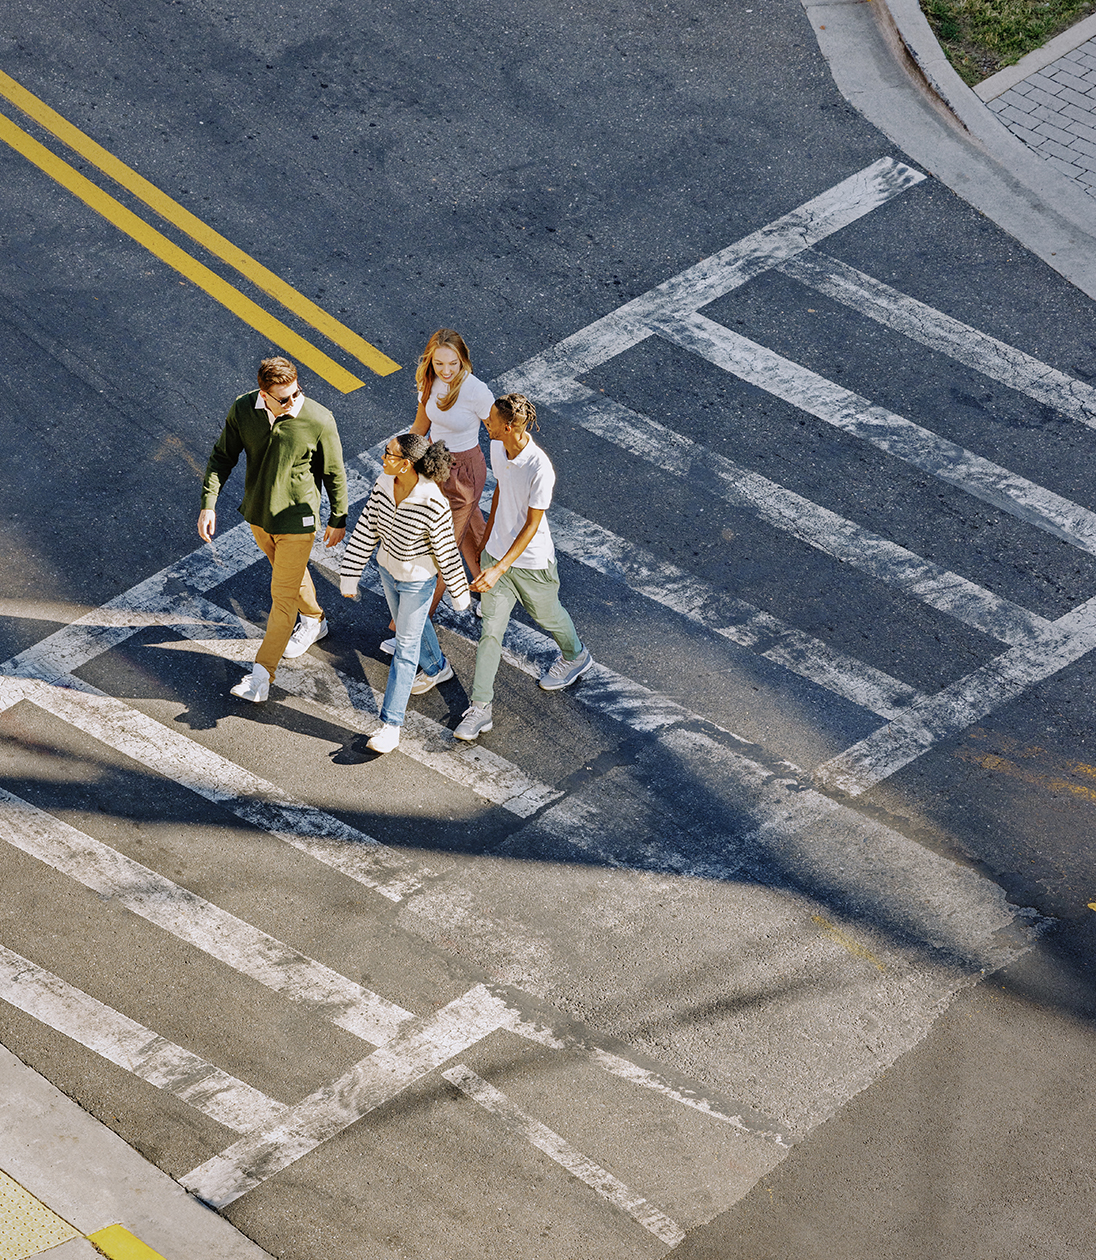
[324,526,346,548]
[198,509,216,542]
[471,565,502,593]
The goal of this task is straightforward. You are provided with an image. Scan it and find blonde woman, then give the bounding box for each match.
[410,328,491,610]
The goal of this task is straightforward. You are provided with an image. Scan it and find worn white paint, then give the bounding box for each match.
[443,1063,686,1247]
[0,943,285,1133]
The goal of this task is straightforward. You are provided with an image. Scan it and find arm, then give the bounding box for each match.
[338,492,383,595]
[317,423,349,545]
[197,404,244,541]
[471,507,544,592]
[428,507,471,611]
[410,396,430,437]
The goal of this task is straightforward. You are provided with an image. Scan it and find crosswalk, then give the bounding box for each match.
[3,154,1085,1252]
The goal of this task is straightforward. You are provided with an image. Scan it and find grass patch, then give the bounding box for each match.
[922,0,1096,84]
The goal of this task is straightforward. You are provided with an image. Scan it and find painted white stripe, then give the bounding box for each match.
[544,384,1050,646]
[778,249,1096,429]
[442,1064,686,1247]
[0,943,285,1133]
[815,592,1096,795]
[0,786,412,1044]
[657,310,1096,556]
[506,1013,791,1145]
[1,463,375,684]
[494,158,926,394]
[545,500,923,719]
[0,675,427,903]
[181,984,515,1206]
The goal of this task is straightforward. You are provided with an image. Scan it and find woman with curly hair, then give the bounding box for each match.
[340,433,470,753]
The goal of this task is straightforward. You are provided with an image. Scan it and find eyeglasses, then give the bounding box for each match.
[264,386,301,408]
[382,448,405,464]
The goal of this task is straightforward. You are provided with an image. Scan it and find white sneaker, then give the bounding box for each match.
[283,615,328,658]
[230,662,270,703]
[380,636,397,655]
[366,723,401,753]
[410,658,454,695]
[454,702,493,741]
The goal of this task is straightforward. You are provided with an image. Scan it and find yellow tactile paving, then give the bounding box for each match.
[87,1224,166,1260]
[0,1170,80,1260]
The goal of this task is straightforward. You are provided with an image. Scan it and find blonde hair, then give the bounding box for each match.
[415,329,471,413]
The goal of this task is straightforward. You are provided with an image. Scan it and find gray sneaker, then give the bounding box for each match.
[454,702,493,741]
[539,647,593,691]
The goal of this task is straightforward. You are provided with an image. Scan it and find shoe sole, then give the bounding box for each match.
[282,625,328,659]
[454,721,492,741]
[410,666,454,695]
[229,687,268,703]
[539,656,593,691]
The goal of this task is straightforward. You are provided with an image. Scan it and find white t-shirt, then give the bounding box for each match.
[420,373,493,452]
[486,437,556,569]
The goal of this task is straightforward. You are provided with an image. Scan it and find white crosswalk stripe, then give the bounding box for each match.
[655,308,1096,556]
[0,786,414,1044]
[443,1064,686,1247]
[0,943,286,1133]
[778,248,1096,429]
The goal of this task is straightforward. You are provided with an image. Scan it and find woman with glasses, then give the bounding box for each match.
[339,433,470,753]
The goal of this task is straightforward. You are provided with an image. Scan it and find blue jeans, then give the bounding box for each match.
[378,568,446,727]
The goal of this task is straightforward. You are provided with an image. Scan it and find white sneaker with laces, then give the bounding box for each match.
[366,723,401,753]
[380,636,397,655]
[229,662,270,703]
[283,615,328,658]
[410,658,454,695]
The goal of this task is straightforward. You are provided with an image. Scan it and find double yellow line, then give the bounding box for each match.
[0,70,399,392]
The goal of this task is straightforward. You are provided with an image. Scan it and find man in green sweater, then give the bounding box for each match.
[199,356,348,702]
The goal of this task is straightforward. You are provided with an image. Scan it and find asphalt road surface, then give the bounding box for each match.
[2,2,1095,1258]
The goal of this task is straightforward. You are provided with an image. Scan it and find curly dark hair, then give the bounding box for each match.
[392,433,454,484]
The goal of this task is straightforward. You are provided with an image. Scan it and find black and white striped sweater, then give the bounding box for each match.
[338,474,470,610]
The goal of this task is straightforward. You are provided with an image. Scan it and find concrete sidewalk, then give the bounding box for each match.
[803,0,1096,299]
[0,1045,273,1260]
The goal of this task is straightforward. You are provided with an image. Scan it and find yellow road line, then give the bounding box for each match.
[0,108,366,393]
[0,69,399,378]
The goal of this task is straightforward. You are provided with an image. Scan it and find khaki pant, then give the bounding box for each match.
[249,525,322,681]
[471,551,582,706]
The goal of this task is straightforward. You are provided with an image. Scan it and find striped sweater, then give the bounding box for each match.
[339,473,471,610]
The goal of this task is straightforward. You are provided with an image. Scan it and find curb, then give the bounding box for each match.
[0,1044,275,1260]
[800,0,1096,299]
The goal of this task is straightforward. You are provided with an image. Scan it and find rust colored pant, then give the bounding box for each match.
[441,445,487,577]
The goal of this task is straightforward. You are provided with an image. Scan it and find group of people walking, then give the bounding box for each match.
[197,331,592,752]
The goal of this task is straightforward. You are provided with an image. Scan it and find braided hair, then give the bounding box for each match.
[492,393,539,433]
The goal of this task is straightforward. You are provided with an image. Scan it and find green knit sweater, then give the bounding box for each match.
[201,391,349,534]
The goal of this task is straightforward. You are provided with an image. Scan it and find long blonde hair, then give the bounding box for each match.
[415,328,471,413]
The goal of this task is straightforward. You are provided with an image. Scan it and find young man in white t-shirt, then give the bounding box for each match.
[454,394,592,741]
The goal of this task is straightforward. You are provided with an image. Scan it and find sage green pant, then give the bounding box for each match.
[471,551,583,706]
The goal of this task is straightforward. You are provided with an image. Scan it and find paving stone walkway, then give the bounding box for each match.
[977,18,1096,200]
